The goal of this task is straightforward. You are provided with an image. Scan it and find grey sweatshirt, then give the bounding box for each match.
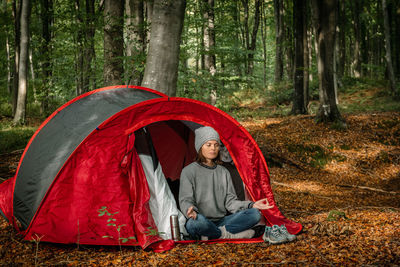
[179,162,253,221]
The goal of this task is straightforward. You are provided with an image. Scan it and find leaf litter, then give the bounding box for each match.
[0,112,399,265]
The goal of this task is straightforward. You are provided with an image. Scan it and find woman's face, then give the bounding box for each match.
[201,140,220,161]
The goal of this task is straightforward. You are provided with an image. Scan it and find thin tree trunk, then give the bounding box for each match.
[83,0,95,91]
[382,0,398,96]
[333,30,338,105]
[261,1,267,87]
[141,0,186,96]
[126,0,145,85]
[394,1,400,79]
[273,0,283,83]
[13,0,30,125]
[241,0,249,73]
[247,0,261,75]
[303,0,309,110]
[292,0,306,115]
[103,0,124,86]
[350,0,361,78]
[12,0,21,116]
[284,1,294,80]
[2,0,12,95]
[195,1,200,74]
[312,0,344,125]
[40,0,52,113]
[232,0,242,77]
[337,0,346,78]
[6,31,13,95]
[202,0,216,105]
[29,47,36,102]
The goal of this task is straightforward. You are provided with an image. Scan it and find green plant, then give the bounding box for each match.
[31,234,44,267]
[327,210,349,221]
[0,127,36,154]
[97,206,136,256]
[267,82,293,106]
[145,227,165,238]
[287,143,331,168]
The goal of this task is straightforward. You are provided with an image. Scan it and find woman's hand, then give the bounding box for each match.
[187,206,197,220]
[253,198,274,210]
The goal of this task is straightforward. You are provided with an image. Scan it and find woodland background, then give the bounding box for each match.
[0,0,400,266]
[1,0,399,124]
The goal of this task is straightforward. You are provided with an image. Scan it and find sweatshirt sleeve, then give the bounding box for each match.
[179,168,198,219]
[224,169,253,214]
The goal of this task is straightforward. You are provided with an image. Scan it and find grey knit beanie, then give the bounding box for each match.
[194,126,220,152]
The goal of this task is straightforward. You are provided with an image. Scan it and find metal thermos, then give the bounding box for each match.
[170,215,181,241]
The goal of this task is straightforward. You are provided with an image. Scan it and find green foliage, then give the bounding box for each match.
[97,206,136,245]
[145,227,165,238]
[0,101,12,118]
[0,126,36,154]
[338,77,400,114]
[287,143,330,168]
[327,210,349,221]
[267,82,293,105]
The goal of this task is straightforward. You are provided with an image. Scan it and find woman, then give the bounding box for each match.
[179,126,273,240]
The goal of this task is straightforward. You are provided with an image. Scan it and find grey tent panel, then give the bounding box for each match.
[14,87,162,229]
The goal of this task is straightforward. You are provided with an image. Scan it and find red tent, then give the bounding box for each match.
[0,85,301,251]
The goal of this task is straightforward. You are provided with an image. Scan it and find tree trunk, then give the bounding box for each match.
[13,0,30,125]
[284,2,294,81]
[2,1,13,96]
[241,0,249,73]
[292,0,306,115]
[394,1,400,79]
[202,0,216,105]
[103,0,124,86]
[126,0,145,85]
[12,0,21,116]
[247,0,261,75]
[312,0,345,125]
[382,0,398,96]
[350,0,361,78]
[141,0,186,96]
[273,0,284,83]
[261,1,267,87]
[40,0,52,113]
[29,47,36,102]
[337,0,346,78]
[303,2,309,110]
[232,0,242,77]
[6,25,13,96]
[84,0,95,91]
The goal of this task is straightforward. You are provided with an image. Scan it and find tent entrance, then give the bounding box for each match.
[132,120,250,240]
[133,121,196,240]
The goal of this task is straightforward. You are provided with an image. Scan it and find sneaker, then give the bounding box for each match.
[279,225,296,242]
[263,225,287,244]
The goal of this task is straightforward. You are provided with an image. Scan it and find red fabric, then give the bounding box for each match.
[148,122,196,180]
[116,98,302,235]
[127,137,164,249]
[147,239,175,252]
[10,87,300,250]
[0,177,15,223]
[25,123,138,245]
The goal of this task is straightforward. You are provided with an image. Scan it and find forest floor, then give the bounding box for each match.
[1,110,400,265]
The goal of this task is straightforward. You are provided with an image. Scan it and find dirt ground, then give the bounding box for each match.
[0,112,399,266]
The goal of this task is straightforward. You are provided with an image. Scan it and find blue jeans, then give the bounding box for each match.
[185,208,261,240]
